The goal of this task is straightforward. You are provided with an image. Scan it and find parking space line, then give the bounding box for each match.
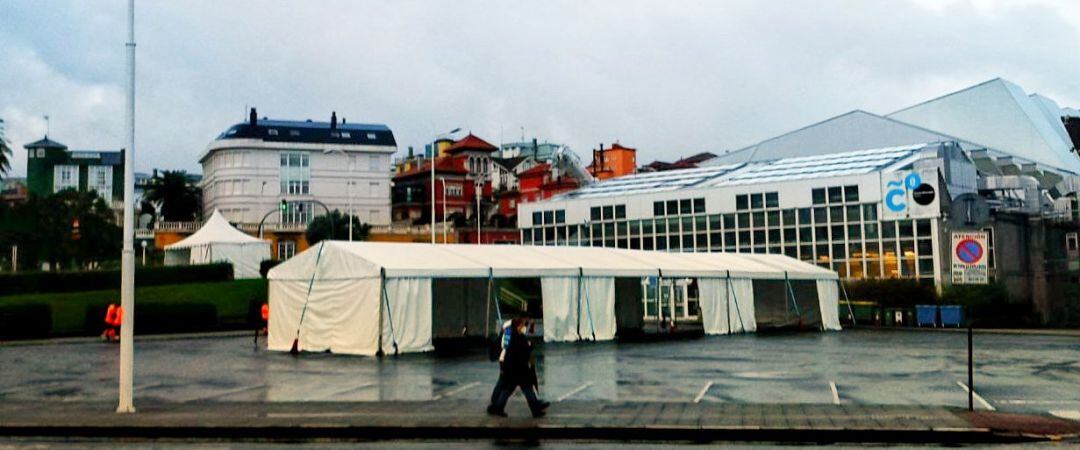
[829,381,840,405]
[434,381,479,400]
[956,381,995,411]
[182,384,268,403]
[693,381,714,404]
[556,382,594,402]
[1048,410,1080,421]
[998,399,1080,405]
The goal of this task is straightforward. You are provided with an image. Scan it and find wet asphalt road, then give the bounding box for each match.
[0,330,1076,417]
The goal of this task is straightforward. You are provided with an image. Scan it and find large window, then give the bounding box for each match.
[282,201,312,226]
[87,165,112,199]
[277,240,297,260]
[279,152,310,195]
[53,165,79,192]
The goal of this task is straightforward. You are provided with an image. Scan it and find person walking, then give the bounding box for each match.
[487,317,549,418]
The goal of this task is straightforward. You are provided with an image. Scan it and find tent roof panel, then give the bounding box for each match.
[165,210,269,249]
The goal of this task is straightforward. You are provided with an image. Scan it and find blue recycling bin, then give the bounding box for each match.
[939,305,964,327]
[915,305,939,327]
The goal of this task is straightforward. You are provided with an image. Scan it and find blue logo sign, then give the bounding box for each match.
[885,172,922,212]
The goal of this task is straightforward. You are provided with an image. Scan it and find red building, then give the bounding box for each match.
[517,163,581,204]
[391,134,496,225]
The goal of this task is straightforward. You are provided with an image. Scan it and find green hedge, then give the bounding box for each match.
[843,279,938,308]
[0,279,266,339]
[0,263,234,296]
[940,283,1037,328]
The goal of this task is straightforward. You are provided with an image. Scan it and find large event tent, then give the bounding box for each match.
[164,210,271,279]
[267,241,840,356]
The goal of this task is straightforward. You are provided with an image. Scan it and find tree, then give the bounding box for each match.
[0,118,11,181]
[144,170,202,221]
[305,210,370,245]
[0,190,121,270]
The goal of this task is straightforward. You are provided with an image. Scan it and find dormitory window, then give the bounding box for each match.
[813,185,859,205]
[735,192,776,211]
[53,165,79,192]
[279,151,310,195]
[653,198,705,216]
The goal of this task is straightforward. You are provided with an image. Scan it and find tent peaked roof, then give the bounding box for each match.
[267,241,838,281]
[165,210,266,249]
[887,78,1080,174]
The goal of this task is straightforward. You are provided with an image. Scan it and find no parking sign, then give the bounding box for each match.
[951,231,988,284]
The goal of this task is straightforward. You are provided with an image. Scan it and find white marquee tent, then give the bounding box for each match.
[267,241,840,356]
[164,210,271,279]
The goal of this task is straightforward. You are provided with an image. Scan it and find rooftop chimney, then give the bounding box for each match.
[330,111,338,130]
[249,108,257,127]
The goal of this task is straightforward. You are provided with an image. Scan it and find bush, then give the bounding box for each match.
[940,283,1037,328]
[259,259,281,279]
[843,279,937,308]
[0,263,233,296]
[0,304,52,339]
[0,279,266,338]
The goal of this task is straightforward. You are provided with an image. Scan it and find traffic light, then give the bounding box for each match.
[279,199,288,213]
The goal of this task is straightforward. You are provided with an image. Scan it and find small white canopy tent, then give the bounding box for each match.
[267,242,840,356]
[164,210,271,279]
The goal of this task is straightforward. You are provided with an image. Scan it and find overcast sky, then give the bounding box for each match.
[1,0,1078,177]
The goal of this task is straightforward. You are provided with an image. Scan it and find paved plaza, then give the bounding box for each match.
[1,329,1077,419]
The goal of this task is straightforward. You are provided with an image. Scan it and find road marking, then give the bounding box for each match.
[556,382,594,402]
[829,381,840,405]
[433,381,479,400]
[1048,410,1080,421]
[182,384,268,402]
[956,381,995,411]
[693,381,714,404]
[998,399,1080,405]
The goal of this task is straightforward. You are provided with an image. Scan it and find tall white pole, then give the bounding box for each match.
[430,140,436,244]
[348,155,354,241]
[442,178,447,244]
[117,0,136,414]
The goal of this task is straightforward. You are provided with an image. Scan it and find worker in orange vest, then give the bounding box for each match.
[101,303,123,342]
[260,303,269,334]
[254,302,269,350]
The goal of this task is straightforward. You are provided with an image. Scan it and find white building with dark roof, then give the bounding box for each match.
[200,109,397,228]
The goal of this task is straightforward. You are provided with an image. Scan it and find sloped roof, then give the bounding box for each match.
[23,136,67,150]
[392,155,469,180]
[887,78,1080,174]
[165,210,267,249]
[707,110,972,166]
[445,134,497,154]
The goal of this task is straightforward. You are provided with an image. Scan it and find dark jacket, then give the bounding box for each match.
[500,331,535,386]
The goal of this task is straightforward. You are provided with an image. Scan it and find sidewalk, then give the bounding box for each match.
[1,400,1077,444]
[848,325,1080,337]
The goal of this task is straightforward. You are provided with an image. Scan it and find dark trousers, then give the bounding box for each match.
[490,379,543,414]
[488,373,507,405]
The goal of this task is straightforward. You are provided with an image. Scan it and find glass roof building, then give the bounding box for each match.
[519,142,976,286]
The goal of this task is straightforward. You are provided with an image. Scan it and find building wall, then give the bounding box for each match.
[519,172,941,283]
[201,139,394,225]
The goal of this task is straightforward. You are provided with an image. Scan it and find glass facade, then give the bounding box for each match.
[522,187,938,281]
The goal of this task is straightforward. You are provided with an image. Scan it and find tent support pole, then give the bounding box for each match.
[292,242,326,355]
[840,279,856,327]
[656,270,663,334]
[377,270,384,357]
[575,270,582,341]
[785,272,801,326]
[380,268,398,356]
[728,273,746,334]
[580,268,596,341]
[486,269,493,337]
[725,273,731,334]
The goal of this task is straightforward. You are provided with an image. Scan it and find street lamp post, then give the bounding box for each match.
[431,128,461,244]
[117,0,136,414]
[475,175,484,245]
[322,149,355,241]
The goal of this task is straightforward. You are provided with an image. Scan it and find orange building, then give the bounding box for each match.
[587,142,637,181]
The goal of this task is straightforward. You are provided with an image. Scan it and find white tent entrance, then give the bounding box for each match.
[267,242,841,356]
[164,210,271,279]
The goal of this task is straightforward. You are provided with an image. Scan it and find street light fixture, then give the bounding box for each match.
[323,149,355,241]
[431,128,461,244]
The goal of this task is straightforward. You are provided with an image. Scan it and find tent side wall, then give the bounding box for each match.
[699,277,756,335]
[816,280,842,331]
